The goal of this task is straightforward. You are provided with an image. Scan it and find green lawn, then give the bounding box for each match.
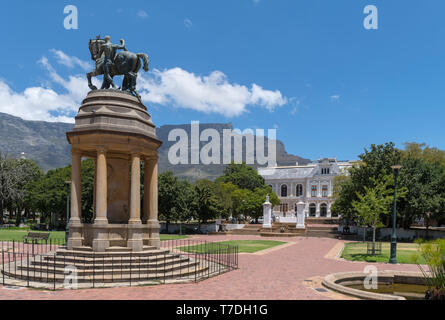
[180,240,286,254]
[0,230,188,243]
[160,234,189,241]
[341,242,426,264]
[0,229,65,242]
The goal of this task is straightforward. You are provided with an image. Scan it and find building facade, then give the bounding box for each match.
[258,158,353,220]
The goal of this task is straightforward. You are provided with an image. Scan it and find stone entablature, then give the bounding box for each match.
[258,158,353,218]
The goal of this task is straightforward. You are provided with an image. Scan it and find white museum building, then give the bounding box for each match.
[258,158,354,221]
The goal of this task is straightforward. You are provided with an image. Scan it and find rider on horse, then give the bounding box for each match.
[98,35,127,88]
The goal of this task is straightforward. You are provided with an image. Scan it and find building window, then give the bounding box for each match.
[311,185,317,197]
[321,168,330,175]
[309,203,316,217]
[296,184,303,197]
[322,185,328,197]
[281,184,288,197]
[320,203,328,217]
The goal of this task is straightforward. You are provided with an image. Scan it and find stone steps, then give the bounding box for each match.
[28,256,192,270]
[55,248,171,258]
[260,232,302,238]
[16,259,200,276]
[229,229,261,235]
[305,230,339,239]
[305,218,340,225]
[2,264,211,283]
[45,252,183,265]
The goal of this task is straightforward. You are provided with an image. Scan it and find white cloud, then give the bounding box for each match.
[138,68,288,117]
[0,50,99,123]
[137,10,148,19]
[50,49,92,71]
[0,51,288,122]
[330,94,340,102]
[184,19,193,28]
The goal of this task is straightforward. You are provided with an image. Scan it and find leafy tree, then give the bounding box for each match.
[331,142,402,224]
[0,153,43,225]
[215,163,265,191]
[158,171,182,232]
[195,179,231,219]
[27,166,71,227]
[193,181,222,229]
[352,176,395,251]
[402,142,445,167]
[398,157,445,233]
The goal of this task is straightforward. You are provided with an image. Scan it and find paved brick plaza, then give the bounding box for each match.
[0,235,421,300]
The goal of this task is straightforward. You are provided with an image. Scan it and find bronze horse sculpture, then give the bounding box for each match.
[87,36,149,100]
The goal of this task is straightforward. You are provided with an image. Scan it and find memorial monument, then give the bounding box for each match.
[1,37,237,288]
[67,36,162,252]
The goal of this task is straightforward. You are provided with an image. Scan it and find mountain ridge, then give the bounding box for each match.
[0,112,311,181]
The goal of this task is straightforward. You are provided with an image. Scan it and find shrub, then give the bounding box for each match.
[414,238,445,300]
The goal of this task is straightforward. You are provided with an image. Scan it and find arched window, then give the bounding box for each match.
[281,184,288,197]
[296,184,303,197]
[309,203,316,217]
[320,203,328,217]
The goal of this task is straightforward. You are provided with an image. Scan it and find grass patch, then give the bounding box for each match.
[180,240,286,254]
[0,229,65,243]
[0,230,188,243]
[341,242,426,264]
[160,234,189,241]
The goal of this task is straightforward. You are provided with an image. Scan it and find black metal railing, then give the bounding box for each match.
[0,238,238,290]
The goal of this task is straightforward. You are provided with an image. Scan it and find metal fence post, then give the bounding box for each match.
[130,252,132,287]
[93,253,95,288]
[2,245,4,286]
[163,251,166,284]
[27,251,30,287]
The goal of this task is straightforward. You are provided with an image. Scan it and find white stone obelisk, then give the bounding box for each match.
[296,201,306,229]
[263,195,272,228]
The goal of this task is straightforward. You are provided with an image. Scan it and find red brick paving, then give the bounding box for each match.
[0,235,421,300]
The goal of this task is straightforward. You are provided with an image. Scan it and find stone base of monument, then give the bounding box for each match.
[1,246,214,289]
[65,90,164,253]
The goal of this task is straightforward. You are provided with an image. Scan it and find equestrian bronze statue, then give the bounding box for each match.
[87,36,149,100]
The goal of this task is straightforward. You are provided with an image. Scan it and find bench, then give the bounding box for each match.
[23,232,50,244]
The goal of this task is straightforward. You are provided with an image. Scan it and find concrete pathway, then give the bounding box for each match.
[0,235,421,300]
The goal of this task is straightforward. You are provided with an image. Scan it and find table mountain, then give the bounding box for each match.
[0,112,310,180]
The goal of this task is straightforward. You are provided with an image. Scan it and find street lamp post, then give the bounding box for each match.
[65,181,71,246]
[389,165,402,264]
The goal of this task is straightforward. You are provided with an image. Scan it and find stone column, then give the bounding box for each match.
[129,153,141,225]
[144,156,160,248]
[67,150,83,249]
[92,147,109,252]
[70,150,82,224]
[296,201,306,229]
[262,195,272,229]
[93,159,97,221]
[94,147,108,225]
[316,202,320,218]
[128,152,143,252]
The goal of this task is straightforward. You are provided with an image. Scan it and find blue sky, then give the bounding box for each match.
[0,0,444,161]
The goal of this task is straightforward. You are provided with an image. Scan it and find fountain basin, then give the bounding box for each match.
[322,270,428,300]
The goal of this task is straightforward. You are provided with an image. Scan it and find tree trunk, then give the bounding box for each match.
[15,207,22,227]
[372,226,376,255]
[0,199,3,225]
[166,220,170,233]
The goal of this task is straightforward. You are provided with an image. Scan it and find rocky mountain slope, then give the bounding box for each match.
[0,112,310,180]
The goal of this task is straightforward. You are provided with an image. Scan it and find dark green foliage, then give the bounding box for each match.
[215,163,266,191]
